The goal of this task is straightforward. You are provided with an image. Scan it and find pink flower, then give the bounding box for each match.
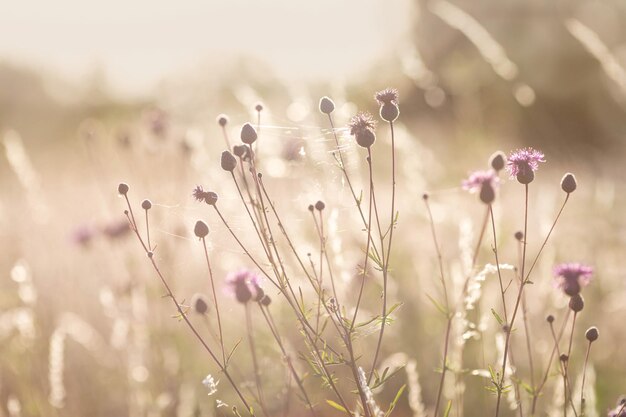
[226,269,263,304]
[506,148,545,183]
[553,263,593,296]
[462,170,499,193]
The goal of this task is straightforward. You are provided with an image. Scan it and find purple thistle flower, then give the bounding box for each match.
[553,263,593,296]
[506,147,545,184]
[374,88,399,105]
[608,398,626,417]
[226,269,263,304]
[348,112,376,135]
[70,224,96,247]
[462,170,499,193]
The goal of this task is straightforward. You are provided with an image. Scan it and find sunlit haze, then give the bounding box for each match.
[1,0,412,98]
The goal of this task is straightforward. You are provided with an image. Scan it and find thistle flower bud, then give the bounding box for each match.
[118,183,129,195]
[569,293,584,312]
[308,204,314,212]
[221,150,237,172]
[217,114,229,127]
[585,326,599,342]
[235,283,252,304]
[319,97,335,114]
[490,151,506,172]
[479,182,495,204]
[380,103,399,123]
[517,169,535,185]
[560,354,569,362]
[315,200,325,211]
[240,123,257,144]
[253,286,265,302]
[141,199,152,210]
[515,231,524,241]
[192,294,209,314]
[422,193,429,200]
[255,102,263,112]
[561,173,577,194]
[355,129,376,148]
[547,314,555,323]
[205,192,218,206]
[194,220,209,238]
[260,295,272,306]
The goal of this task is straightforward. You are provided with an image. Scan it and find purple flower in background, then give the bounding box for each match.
[102,218,131,239]
[553,263,593,296]
[226,269,263,304]
[506,147,545,184]
[608,398,626,417]
[462,170,499,204]
[70,225,96,247]
[462,170,499,193]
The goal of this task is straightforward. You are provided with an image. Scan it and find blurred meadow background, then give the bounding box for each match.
[1,1,626,417]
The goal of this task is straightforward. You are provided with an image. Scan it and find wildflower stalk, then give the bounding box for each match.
[489,205,508,321]
[423,196,452,417]
[121,196,255,416]
[494,184,529,417]
[258,304,319,417]
[548,316,579,417]
[201,237,226,364]
[369,119,397,382]
[245,303,268,416]
[580,340,592,416]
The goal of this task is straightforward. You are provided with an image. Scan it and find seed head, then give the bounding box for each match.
[561,173,577,194]
[221,150,238,172]
[319,96,335,114]
[118,183,129,195]
[194,220,209,238]
[489,151,506,172]
[260,295,272,306]
[255,102,263,112]
[192,186,218,205]
[515,231,524,241]
[240,123,258,144]
[585,326,599,342]
[141,199,152,210]
[191,293,209,314]
[560,354,569,362]
[546,314,555,323]
[307,204,314,212]
[217,114,229,127]
[315,200,325,211]
[569,293,585,312]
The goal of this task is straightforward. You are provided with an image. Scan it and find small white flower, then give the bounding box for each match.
[216,400,228,408]
[202,374,219,396]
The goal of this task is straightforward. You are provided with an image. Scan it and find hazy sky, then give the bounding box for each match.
[1,0,412,98]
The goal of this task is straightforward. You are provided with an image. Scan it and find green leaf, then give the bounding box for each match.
[326,400,349,414]
[443,400,453,417]
[385,384,406,417]
[491,308,504,325]
[426,294,449,316]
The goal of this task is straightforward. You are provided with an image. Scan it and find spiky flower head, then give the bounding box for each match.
[462,170,499,204]
[192,186,218,205]
[506,147,545,184]
[349,112,377,148]
[226,269,263,304]
[608,398,626,417]
[553,263,593,296]
[374,88,399,105]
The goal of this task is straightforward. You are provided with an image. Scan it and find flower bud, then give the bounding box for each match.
[319,96,335,114]
[315,200,325,211]
[490,151,506,172]
[546,314,555,323]
[260,295,272,306]
[255,102,263,112]
[217,114,229,127]
[516,168,535,185]
[561,173,577,194]
[355,128,376,149]
[585,326,599,342]
[194,220,209,238]
[141,199,152,210]
[221,150,237,172]
[240,123,257,144]
[205,192,218,206]
[380,102,399,122]
[192,294,209,314]
[560,354,569,363]
[307,204,314,212]
[118,183,129,195]
[569,293,584,313]
[515,231,524,241]
[479,182,495,204]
